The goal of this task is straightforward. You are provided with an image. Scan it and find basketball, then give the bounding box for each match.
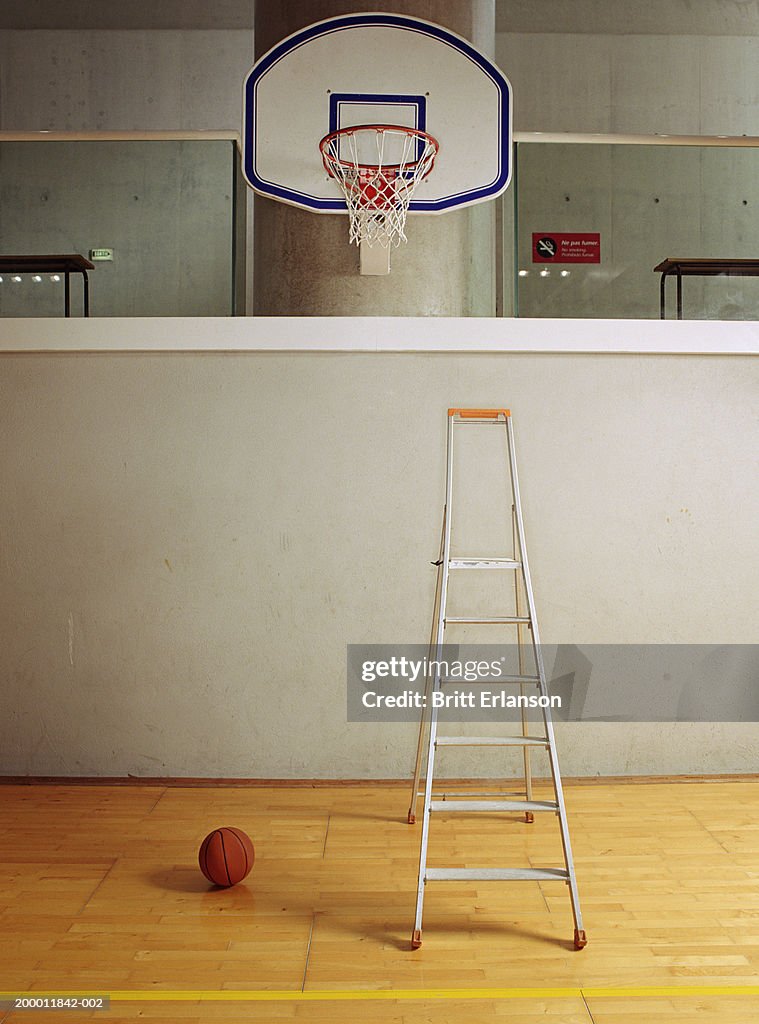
[198,827,255,887]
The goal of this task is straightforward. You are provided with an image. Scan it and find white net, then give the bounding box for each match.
[320,125,439,247]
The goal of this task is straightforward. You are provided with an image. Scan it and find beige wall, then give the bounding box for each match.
[1,344,755,777]
[1,5,757,778]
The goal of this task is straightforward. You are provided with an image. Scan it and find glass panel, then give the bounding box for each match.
[514,140,759,320]
[0,140,241,317]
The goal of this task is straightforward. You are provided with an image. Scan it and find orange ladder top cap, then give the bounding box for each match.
[448,408,511,418]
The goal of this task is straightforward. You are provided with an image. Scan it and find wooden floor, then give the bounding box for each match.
[1,779,759,1022]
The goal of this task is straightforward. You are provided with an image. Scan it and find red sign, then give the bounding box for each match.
[532,233,601,263]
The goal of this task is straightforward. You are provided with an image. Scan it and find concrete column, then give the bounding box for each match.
[253,0,496,316]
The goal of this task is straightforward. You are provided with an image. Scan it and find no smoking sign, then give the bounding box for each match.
[532,232,601,263]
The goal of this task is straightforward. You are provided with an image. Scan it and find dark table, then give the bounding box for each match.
[654,258,759,319]
[0,254,95,316]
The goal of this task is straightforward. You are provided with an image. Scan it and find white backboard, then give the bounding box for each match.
[242,12,512,214]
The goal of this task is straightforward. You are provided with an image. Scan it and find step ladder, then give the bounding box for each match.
[408,408,587,951]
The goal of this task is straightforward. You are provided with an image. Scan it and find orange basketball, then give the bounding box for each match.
[198,827,255,887]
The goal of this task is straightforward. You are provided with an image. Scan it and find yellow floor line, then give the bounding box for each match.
[4,987,759,1002]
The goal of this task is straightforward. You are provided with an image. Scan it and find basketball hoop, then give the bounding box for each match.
[319,124,439,247]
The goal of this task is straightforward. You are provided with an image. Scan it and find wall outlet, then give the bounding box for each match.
[90,248,113,261]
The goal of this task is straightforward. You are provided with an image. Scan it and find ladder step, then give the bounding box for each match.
[425,791,524,799]
[452,419,506,427]
[440,674,539,685]
[426,867,569,882]
[449,558,521,570]
[434,737,547,749]
[430,799,558,813]
[445,616,531,624]
[439,675,540,686]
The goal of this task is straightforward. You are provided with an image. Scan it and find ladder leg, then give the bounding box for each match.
[545,712,586,947]
[408,651,437,825]
[412,416,455,949]
[411,692,440,948]
[521,707,534,823]
[507,415,587,950]
[407,693,428,825]
[513,505,534,822]
[408,506,446,825]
